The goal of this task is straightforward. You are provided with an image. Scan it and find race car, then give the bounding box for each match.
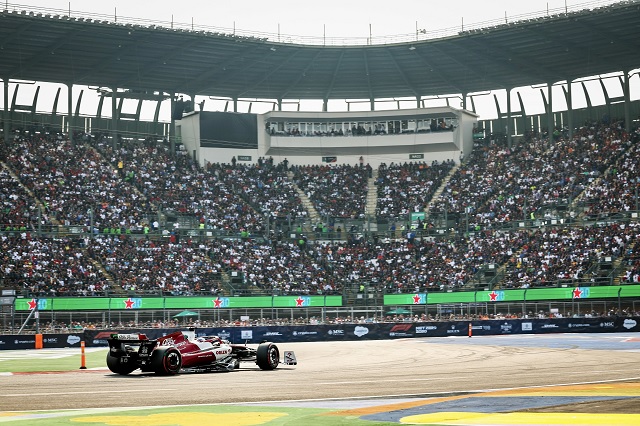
[106,330,297,375]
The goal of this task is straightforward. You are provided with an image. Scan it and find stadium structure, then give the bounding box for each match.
[1,1,640,330]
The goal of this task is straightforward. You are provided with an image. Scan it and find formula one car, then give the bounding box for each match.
[106,330,297,375]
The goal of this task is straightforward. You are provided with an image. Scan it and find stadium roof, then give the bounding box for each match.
[0,1,639,101]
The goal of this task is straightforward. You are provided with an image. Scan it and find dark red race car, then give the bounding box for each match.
[106,330,297,375]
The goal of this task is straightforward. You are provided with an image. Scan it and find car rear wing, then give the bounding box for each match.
[107,333,149,344]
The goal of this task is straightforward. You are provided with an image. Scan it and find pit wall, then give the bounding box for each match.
[1,316,638,350]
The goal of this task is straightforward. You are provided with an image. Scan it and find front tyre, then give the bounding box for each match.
[150,346,182,375]
[106,352,137,375]
[256,342,279,370]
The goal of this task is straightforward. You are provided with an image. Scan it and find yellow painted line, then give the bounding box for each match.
[0,413,26,418]
[400,412,640,425]
[70,412,288,426]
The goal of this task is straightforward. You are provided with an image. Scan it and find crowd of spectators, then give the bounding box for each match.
[213,160,307,219]
[0,234,109,296]
[2,118,640,298]
[501,222,639,288]
[432,121,629,228]
[4,134,154,232]
[86,235,222,296]
[376,160,454,219]
[92,136,265,233]
[580,126,640,217]
[292,164,370,218]
[0,166,42,231]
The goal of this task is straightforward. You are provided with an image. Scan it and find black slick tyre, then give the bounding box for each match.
[106,352,137,375]
[256,342,279,370]
[150,346,182,375]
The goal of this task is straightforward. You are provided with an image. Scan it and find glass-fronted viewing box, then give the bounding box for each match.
[266,115,458,137]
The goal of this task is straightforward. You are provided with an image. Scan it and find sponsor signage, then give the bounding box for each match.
[416,325,437,334]
[3,318,640,349]
[353,326,369,337]
[322,156,337,163]
[389,324,413,337]
[0,297,15,306]
[0,334,81,350]
[237,155,252,161]
[409,154,424,159]
[410,212,426,222]
[327,329,345,337]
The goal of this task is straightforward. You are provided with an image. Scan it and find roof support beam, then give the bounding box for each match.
[3,78,9,143]
[547,83,555,136]
[624,71,631,134]
[562,79,573,138]
[111,86,119,151]
[506,88,512,148]
[67,83,73,143]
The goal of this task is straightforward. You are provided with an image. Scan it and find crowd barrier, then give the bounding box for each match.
[1,316,638,350]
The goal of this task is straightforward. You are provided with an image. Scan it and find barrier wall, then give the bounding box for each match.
[1,316,638,350]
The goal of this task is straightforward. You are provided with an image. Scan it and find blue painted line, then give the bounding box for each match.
[421,333,640,351]
[361,396,635,423]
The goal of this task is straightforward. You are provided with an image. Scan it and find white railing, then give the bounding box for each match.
[2,0,627,46]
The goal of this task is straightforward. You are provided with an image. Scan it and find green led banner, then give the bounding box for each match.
[384,293,427,305]
[14,295,343,311]
[382,285,640,306]
[13,286,640,312]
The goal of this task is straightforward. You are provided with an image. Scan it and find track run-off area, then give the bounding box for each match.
[1,332,640,425]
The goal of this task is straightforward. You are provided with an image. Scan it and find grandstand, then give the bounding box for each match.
[1,1,640,330]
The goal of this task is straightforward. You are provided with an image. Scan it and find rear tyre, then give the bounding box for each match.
[256,342,279,370]
[106,352,137,375]
[150,346,182,375]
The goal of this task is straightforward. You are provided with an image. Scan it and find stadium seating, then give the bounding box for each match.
[1,120,640,298]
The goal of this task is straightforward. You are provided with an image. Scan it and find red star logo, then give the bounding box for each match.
[27,298,37,310]
[295,296,305,307]
[489,291,498,301]
[572,288,583,299]
[124,298,135,309]
[413,294,422,304]
[213,297,223,308]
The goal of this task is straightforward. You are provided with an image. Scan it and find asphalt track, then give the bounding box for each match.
[1,332,640,425]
